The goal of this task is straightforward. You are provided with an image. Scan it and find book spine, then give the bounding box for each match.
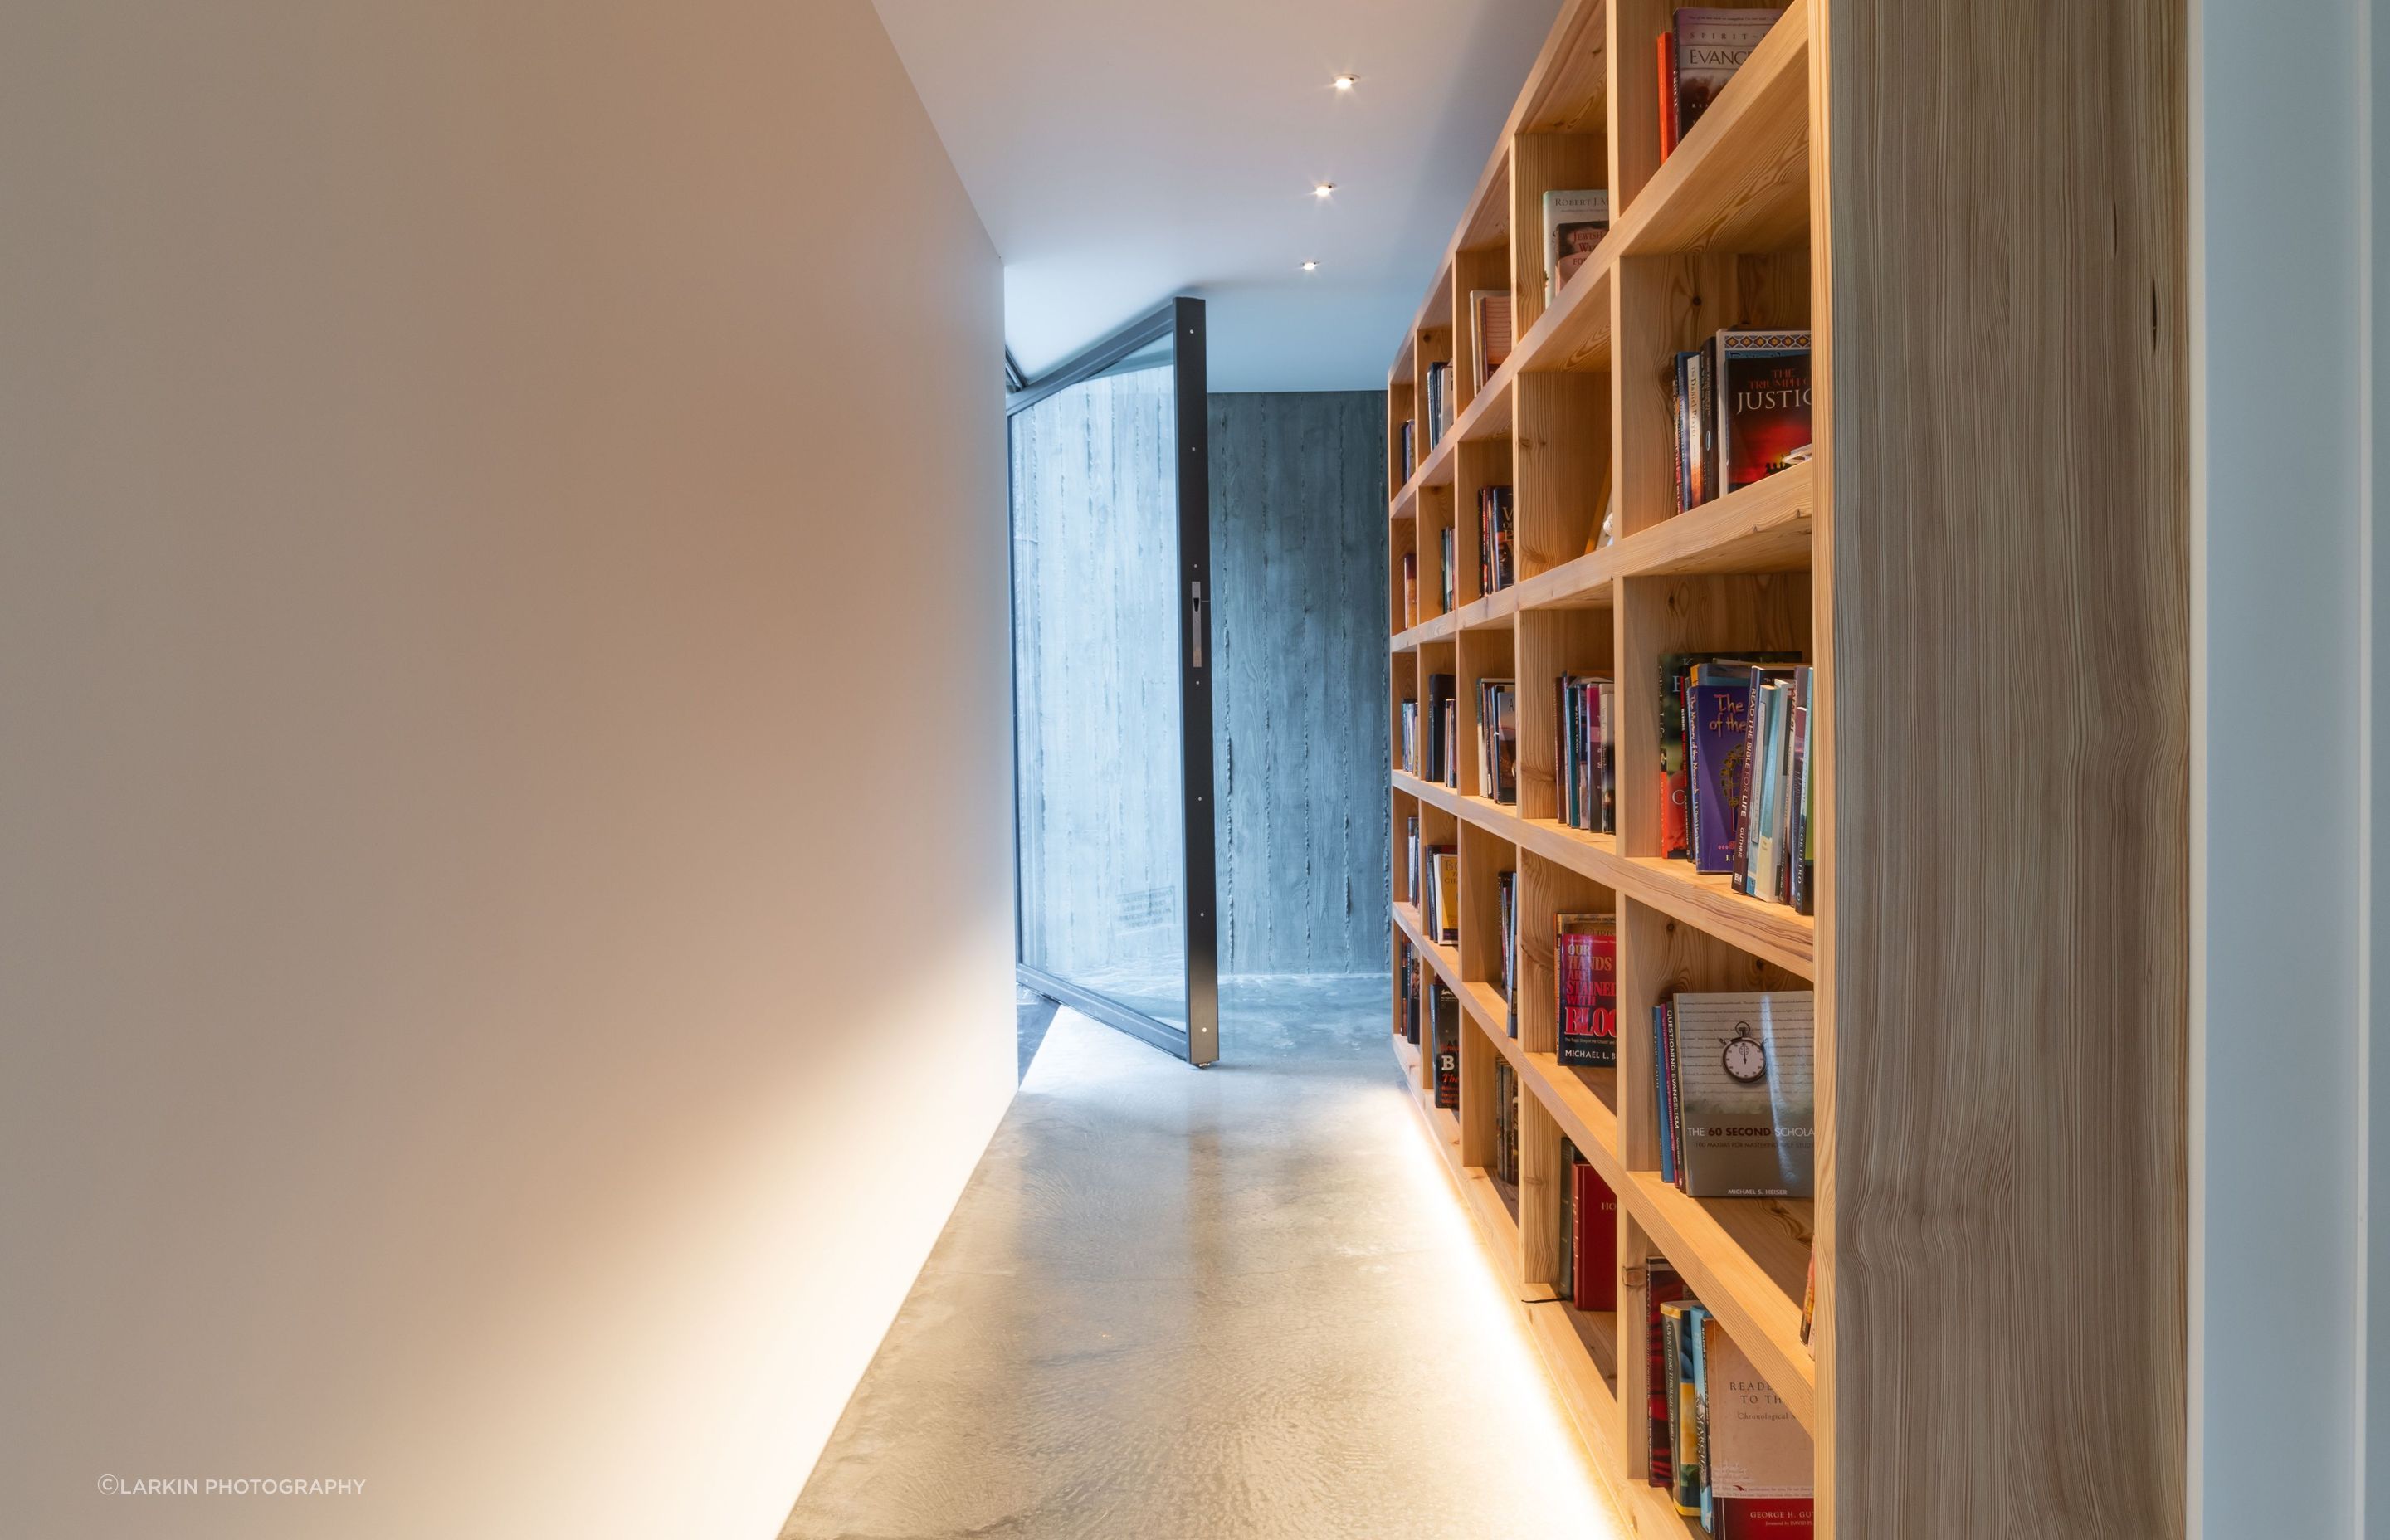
[1557,1138,1579,1301]
[1733,670,1763,894]
[1577,1162,1617,1311]
[1673,1306,1703,1515]
[1661,1308,1686,1507]
[1654,1003,1676,1184]
[1665,998,1685,1191]
[1657,31,1679,158]
[1690,1309,1715,1528]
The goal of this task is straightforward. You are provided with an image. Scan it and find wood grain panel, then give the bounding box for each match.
[1816,0,2189,1530]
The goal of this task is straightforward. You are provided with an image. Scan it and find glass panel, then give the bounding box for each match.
[1011,339,1190,1033]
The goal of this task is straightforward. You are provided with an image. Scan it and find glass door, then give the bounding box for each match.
[1008,299,1218,1065]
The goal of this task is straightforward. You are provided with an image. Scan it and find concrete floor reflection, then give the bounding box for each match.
[783,975,1625,1540]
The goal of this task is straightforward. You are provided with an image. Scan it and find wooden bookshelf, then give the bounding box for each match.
[1382,0,2188,1533]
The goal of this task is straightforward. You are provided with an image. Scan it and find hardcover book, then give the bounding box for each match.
[1555,913,1617,1066]
[1573,1158,1617,1311]
[1687,662,1758,875]
[1671,8,1785,145]
[1646,1260,1688,1487]
[1542,188,1610,302]
[1432,980,1461,1109]
[1673,990,1816,1198]
[1707,1323,1815,1538]
[1714,329,1812,494]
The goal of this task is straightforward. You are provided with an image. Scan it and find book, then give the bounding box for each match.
[1498,869,1519,1035]
[1395,937,1414,1047]
[1426,361,1454,447]
[1557,1138,1581,1303]
[1439,525,1456,612]
[1732,667,1797,893]
[1662,1301,1704,1515]
[1399,419,1416,480]
[1542,188,1611,303]
[1656,31,1680,159]
[1687,662,1758,875]
[1493,1058,1520,1206]
[1573,1158,1617,1311]
[1471,290,1513,387]
[1707,1323,1815,1537]
[1713,329,1812,494]
[1660,999,1683,1186]
[1661,651,1799,865]
[1432,980,1461,1109]
[1477,485,1515,592]
[1555,675,1616,832]
[1400,701,1419,777]
[1665,9,1785,156]
[1427,847,1461,945]
[1671,990,1816,1197]
[1402,551,1418,628]
[1645,1260,1689,1487]
[1426,673,1456,784]
[1406,814,1422,908]
[1478,680,1519,802]
[1442,697,1456,787]
[1556,913,1617,1066]
[1693,1307,1717,1530]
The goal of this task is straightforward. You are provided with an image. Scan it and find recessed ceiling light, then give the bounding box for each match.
[1302,260,1319,271]
[1333,74,1358,91]
[1313,182,1335,198]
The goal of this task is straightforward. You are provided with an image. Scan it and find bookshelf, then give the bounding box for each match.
[1382,1,2188,1534]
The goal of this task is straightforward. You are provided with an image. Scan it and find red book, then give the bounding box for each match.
[1719,1499,1814,1538]
[1572,1163,1617,1311]
[1656,32,1679,158]
[1645,1260,1688,1485]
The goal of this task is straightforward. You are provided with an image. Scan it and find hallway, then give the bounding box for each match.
[782,977,1622,1540]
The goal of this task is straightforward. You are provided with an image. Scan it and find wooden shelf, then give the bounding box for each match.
[1395,899,1812,1430]
[1394,775,1815,977]
[1383,0,2192,1525]
[1394,464,1813,649]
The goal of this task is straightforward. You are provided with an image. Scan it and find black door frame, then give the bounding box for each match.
[1006,297,1219,1067]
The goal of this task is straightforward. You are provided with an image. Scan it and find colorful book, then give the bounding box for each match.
[1428,848,1461,945]
[1543,188,1611,303]
[1556,913,1618,1066]
[1432,980,1461,1109]
[1646,1260,1689,1488]
[1673,990,1816,1198]
[1687,662,1758,875]
[1667,9,1785,152]
[1707,1322,1815,1537]
[1662,1300,1704,1515]
[1693,1308,1717,1530]
[1714,329,1812,494]
[1653,1003,1680,1185]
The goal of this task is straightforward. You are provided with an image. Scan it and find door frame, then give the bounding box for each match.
[1006,297,1219,1066]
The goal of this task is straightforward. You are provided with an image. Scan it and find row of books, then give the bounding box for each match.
[1557,1138,1617,1310]
[1543,189,1608,305]
[1657,7,1783,160]
[1491,1057,1519,1211]
[1408,817,1460,946]
[1651,989,1815,1198]
[1672,328,1812,516]
[1646,1257,1813,1535]
[1476,484,1515,594]
[1556,673,1617,833]
[1425,362,1454,451]
[1664,655,1816,911]
[1475,678,1518,803]
[1398,938,1420,1043]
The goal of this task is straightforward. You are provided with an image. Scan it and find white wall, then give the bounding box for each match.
[0,5,1015,1538]
[2192,0,2372,1533]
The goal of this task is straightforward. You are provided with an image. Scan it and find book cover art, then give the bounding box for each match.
[1714,329,1812,493]
[1673,991,1816,1197]
[1573,1161,1617,1311]
[1430,849,1461,945]
[1646,1260,1688,1487]
[1432,981,1461,1109]
[1673,8,1785,141]
[1543,188,1610,301]
[1556,913,1617,1065]
[1707,1322,1815,1536]
[1688,665,1757,875]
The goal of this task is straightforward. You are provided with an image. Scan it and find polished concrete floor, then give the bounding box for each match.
[782,976,1624,1540]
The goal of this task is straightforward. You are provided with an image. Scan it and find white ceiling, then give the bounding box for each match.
[871,0,1564,393]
